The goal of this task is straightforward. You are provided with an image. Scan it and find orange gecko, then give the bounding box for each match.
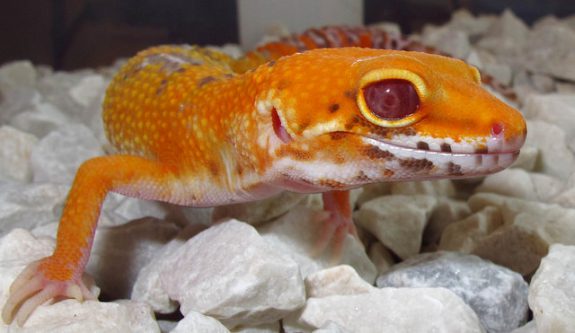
[2,27,526,325]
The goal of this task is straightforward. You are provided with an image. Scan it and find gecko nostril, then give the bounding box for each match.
[491,122,504,136]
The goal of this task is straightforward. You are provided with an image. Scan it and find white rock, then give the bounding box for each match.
[232,322,281,333]
[368,242,395,274]
[355,183,391,207]
[390,179,456,197]
[9,101,70,138]
[259,206,376,283]
[511,321,537,333]
[525,120,575,181]
[0,61,38,123]
[448,10,498,39]
[68,74,107,108]
[30,124,104,183]
[475,168,564,202]
[525,23,575,81]
[482,63,513,86]
[376,252,529,333]
[212,192,306,226]
[460,193,575,275]
[529,244,575,333]
[0,182,69,234]
[477,10,529,57]
[424,198,471,249]
[170,311,229,333]
[354,195,437,259]
[3,300,159,333]
[422,25,471,59]
[553,186,575,208]
[530,74,556,93]
[86,217,179,299]
[0,126,37,181]
[511,146,538,171]
[131,239,185,314]
[294,288,484,333]
[158,220,305,328]
[524,94,575,152]
[439,206,503,253]
[305,265,374,298]
[312,321,352,333]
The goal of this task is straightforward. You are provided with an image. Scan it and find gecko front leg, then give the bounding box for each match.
[2,155,184,325]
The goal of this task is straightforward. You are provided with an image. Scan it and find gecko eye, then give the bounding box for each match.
[362,79,420,120]
[357,69,428,128]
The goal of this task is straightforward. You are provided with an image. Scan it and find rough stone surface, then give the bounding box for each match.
[87,217,179,299]
[260,206,376,283]
[170,311,229,333]
[30,124,104,183]
[377,252,529,333]
[2,300,160,333]
[524,94,575,152]
[454,193,575,275]
[525,120,575,181]
[354,195,437,259]
[293,288,484,333]
[152,220,305,328]
[0,182,69,235]
[212,191,306,225]
[305,265,374,298]
[529,244,575,333]
[475,168,564,202]
[0,126,38,181]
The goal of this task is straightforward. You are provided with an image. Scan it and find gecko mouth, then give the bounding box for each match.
[359,135,520,178]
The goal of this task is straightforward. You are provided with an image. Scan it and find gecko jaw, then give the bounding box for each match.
[359,135,520,179]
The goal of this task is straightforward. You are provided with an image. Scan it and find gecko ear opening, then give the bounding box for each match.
[271,108,293,143]
[357,69,428,128]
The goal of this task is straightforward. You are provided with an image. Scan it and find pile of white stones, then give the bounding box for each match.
[0,9,574,333]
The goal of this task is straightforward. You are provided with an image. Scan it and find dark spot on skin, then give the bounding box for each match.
[365,145,394,160]
[440,143,452,153]
[176,68,186,73]
[475,147,488,154]
[267,60,276,67]
[399,158,434,172]
[236,164,244,176]
[393,127,417,136]
[353,170,371,182]
[277,146,312,161]
[208,162,219,176]
[156,79,168,95]
[223,73,234,79]
[447,162,464,176]
[330,132,347,140]
[198,76,217,88]
[329,103,340,113]
[475,154,483,165]
[344,90,357,100]
[298,119,310,131]
[317,179,346,188]
[416,141,429,150]
[383,169,395,177]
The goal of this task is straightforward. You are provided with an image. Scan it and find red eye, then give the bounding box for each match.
[362,79,420,120]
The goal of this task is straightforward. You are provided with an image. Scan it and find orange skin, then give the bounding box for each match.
[2,43,526,325]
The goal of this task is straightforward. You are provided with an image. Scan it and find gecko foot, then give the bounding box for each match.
[311,208,359,262]
[2,257,96,326]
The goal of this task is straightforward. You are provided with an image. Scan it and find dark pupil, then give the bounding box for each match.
[362,79,420,120]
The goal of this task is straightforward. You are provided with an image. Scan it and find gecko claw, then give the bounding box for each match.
[2,257,97,326]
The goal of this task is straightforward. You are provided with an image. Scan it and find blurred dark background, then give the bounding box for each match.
[2,0,574,70]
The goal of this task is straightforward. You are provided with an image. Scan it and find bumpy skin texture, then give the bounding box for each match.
[2,27,526,325]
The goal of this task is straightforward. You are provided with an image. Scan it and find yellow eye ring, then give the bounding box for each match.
[357,69,429,128]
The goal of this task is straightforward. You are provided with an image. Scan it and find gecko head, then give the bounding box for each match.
[256,48,526,192]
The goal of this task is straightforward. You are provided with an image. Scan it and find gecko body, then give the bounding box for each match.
[3,27,526,325]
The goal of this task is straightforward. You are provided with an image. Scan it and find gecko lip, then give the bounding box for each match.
[360,135,520,178]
